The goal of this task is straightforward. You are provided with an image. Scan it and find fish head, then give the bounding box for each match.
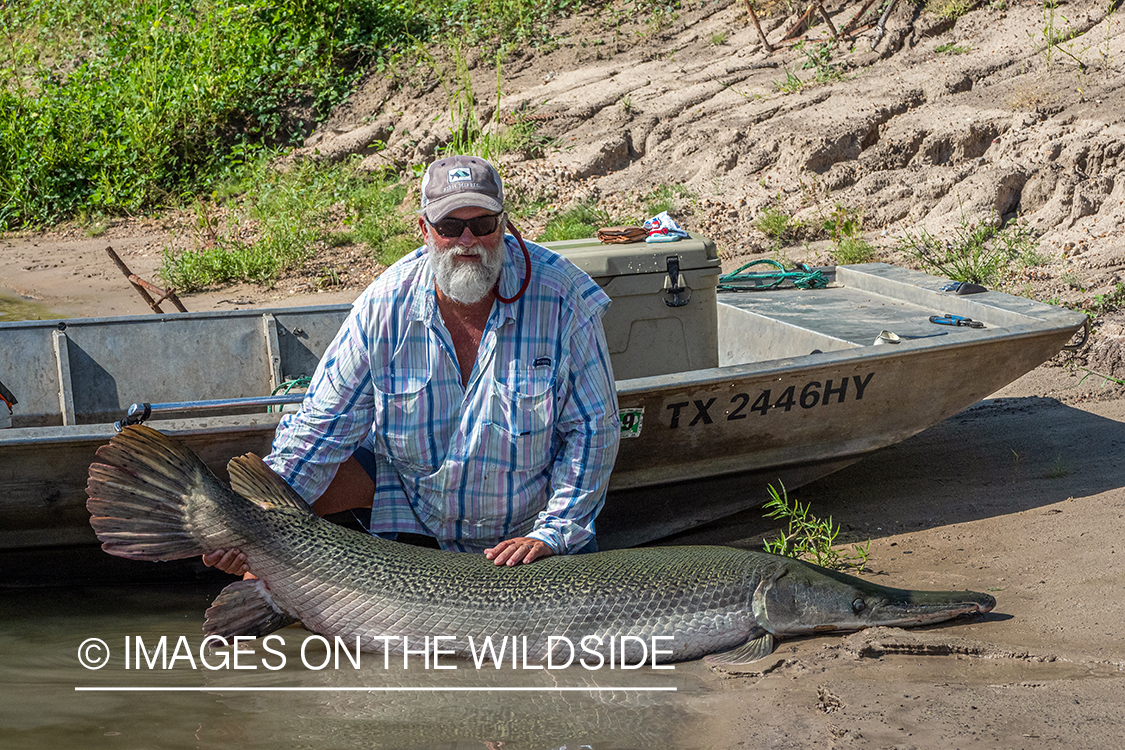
[754,559,997,636]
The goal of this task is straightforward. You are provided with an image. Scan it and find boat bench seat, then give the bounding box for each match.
[715,263,1051,365]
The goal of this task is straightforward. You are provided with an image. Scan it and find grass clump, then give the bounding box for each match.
[762,483,871,572]
[773,68,804,94]
[643,183,694,217]
[797,41,844,84]
[536,202,614,242]
[925,0,981,19]
[755,206,800,247]
[896,213,1043,286]
[160,157,416,291]
[935,42,972,54]
[821,204,877,264]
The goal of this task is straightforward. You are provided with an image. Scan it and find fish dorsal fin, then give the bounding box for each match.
[704,632,776,666]
[227,453,311,512]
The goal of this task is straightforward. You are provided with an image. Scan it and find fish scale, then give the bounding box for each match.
[86,425,996,665]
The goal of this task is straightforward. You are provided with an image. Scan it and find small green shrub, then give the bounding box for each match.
[896,214,1043,286]
[755,207,798,243]
[643,184,694,218]
[821,204,877,264]
[537,202,615,242]
[797,41,844,84]
[762,483,871,572]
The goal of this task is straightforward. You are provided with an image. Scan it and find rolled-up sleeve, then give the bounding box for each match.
[527,313,620,553]
[266,307,376,504]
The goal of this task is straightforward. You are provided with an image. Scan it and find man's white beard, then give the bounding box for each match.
[429,236,504,305]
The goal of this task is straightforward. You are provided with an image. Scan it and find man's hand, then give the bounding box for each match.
[202,548,250,576]
[484,537,554,566]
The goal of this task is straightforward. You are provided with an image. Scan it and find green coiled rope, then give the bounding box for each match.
[717,259,828,291]
[267,376,312,412]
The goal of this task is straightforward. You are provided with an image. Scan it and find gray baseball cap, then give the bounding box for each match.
[420,155,504,222]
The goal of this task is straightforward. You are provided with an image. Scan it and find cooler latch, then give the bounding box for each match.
[663,255,690,307]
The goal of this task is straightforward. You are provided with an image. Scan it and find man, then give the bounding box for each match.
[205,155,620,575]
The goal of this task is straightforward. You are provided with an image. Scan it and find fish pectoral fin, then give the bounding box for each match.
[227,453,312,513]
[204,579,299,639]
[703,633,776,666]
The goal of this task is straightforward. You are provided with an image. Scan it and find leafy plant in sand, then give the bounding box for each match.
[820,204,877,264]
[762,484,871,572]
[755,206,800,248]
[896,212,1044,286]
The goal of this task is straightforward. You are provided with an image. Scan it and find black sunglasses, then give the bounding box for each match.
[426,212,504,238]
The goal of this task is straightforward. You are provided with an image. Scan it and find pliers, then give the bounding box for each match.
[929,313,985,328]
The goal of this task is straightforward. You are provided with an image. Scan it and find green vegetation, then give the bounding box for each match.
[797,41,844,84]
[416,44,553,166]
[0,0,637,230]
[762,484,871,572]
[755,206,800,247]
[0,0,430,229]
[643,183,693,217]
[772,42,846,93]
[160,156,415,290]
[773,68,805,94]
[1083,281,1125,318]
[819,204,877,264]
[896,213,1044,286]
[935,42,972,54]
[536,202,617,242]
[925,0,981,20]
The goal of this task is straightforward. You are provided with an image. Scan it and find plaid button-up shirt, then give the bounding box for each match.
[266,235,620,554]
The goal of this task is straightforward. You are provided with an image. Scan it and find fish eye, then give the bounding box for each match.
[852,598,866,614]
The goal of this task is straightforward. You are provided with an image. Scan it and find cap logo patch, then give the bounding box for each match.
[448,167,472,182]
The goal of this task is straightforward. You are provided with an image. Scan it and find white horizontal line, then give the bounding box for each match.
[74,686,678,693]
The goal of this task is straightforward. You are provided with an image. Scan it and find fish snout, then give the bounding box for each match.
[973,592,997,614]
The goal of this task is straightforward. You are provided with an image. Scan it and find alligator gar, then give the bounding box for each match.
[86,426,995,665]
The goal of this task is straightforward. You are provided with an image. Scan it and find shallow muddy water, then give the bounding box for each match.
[0,291,59,322]
[0,585,726,750]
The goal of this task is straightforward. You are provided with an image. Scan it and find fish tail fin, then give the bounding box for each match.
[85,424,233,560]
[205,579,299,639]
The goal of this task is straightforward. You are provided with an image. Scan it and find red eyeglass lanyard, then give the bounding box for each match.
[496,221,532,304]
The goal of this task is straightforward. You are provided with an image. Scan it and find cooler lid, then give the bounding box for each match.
[543,233,719,280]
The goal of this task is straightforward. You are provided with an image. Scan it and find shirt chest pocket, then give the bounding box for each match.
[485,364,556,472]
[372,367,437,472]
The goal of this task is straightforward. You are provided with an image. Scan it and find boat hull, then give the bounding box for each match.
[0,264,1086,583]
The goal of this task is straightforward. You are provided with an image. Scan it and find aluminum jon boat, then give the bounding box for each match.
[0,236,1086,584]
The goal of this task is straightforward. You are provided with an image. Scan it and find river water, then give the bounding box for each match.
[0,584,727,749]
[0,292,59,322]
